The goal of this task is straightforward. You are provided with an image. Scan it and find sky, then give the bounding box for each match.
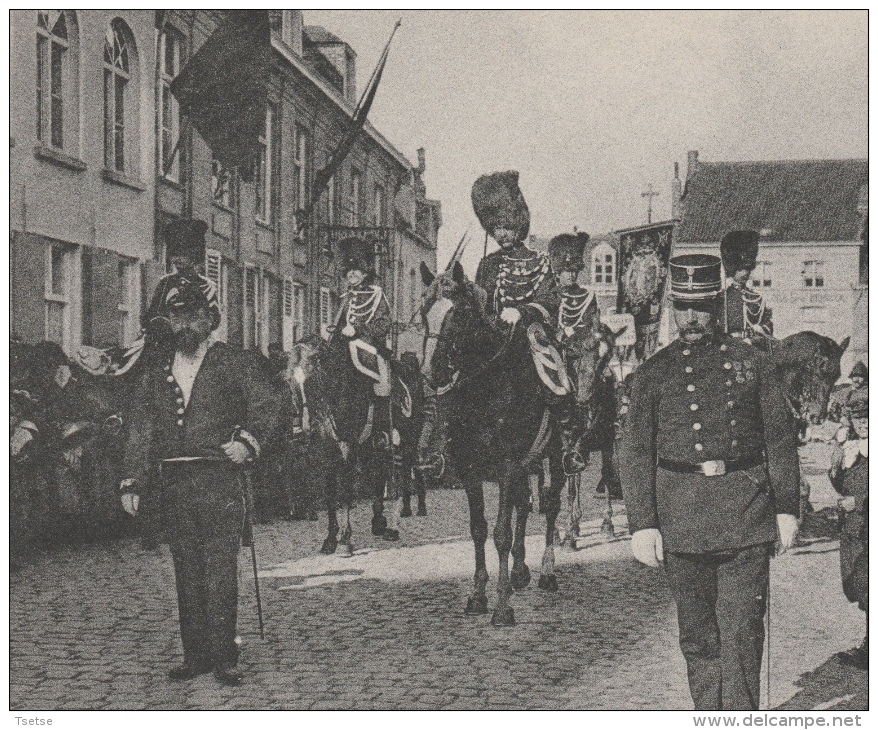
[305,10,867,276]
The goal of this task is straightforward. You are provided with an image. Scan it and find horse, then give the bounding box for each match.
[420,260,573,625]
[289,336,426,556]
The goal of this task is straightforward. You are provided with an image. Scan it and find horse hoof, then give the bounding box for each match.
[371,515,387,536]
[511,564,531,590]
[464,596,489,615]
[400,505,413,518]
[416,505,427,517]
[490,607,515,626]
[319,537,338,555]
[538,574,559,592]
[383,529,400,542]
[600,520,615,536]
[338,542,354,558]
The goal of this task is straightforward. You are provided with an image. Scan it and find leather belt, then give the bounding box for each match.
[657,454,763,477]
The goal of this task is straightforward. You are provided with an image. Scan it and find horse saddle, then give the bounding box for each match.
[527,323,571,396]
[348,338,391,396]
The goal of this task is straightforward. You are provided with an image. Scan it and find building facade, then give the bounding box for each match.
[672,151,867,375]
[10,10,440,357]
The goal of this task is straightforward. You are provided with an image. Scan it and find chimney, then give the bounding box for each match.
[671,161,682,219]
[289,11,303,57]
[416,148,426,175]
[687,150,699,180]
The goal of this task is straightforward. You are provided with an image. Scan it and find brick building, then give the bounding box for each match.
[10,10,440,357]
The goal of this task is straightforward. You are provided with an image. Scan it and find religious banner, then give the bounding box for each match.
[615,220,674,361]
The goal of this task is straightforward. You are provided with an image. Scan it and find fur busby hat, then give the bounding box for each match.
[471,171,530,241]
[720,230,759,273]
[165,219,208,262]
[669,254,723,301]
[548,233,589,273]
[850,361,868,380]
[337,237,376,276]
[165,277,221,330]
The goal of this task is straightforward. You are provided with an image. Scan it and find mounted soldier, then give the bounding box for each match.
[472,171,581,469]
[720,229,773,341]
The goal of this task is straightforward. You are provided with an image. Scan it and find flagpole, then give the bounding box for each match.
[162,117,191,179]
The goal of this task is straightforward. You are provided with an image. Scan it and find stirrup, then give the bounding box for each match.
[563,449,586,476]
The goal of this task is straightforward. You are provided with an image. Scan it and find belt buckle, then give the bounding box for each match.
[702,460,726,477]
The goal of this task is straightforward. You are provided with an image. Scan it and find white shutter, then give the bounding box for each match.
[205,250,228,342]
[282,278,294,351]
[319,286,331,340]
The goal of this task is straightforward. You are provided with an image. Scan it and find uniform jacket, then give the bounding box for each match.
[557,284,599,339]
[723,284,773,338]
[830,446,868,606]
[123,342,282,490]
[336,284,392,350]
[619,334,799,553]
[476,245,558,324]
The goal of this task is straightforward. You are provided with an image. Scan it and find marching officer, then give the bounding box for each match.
[120,279,281,685]
[720,230,773,340]
[829,386,868,670]
[620,254,800,710]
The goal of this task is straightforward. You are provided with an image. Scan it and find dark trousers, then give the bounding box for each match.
[665,543,771,710]
[164,462,245,670]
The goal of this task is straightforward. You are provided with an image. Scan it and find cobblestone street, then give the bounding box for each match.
[10,447,868,710]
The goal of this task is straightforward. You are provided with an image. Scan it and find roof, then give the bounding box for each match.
[678,159,868,243]
[303,25,346,46]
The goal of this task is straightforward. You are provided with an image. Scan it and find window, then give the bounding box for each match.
[803,261,825,288]
[36,11,77,150]
[117,257,139,344]
[374,184,386,227]
[255,106,274,223]
[243,266,265,350]
[45,243,74,348]
[103,20,137,173]
[326,173,337,225]
[751,261,772,288]
[592,242,616,285]
[159,28,185,180]
[211,157,233,208]
[293,125,309,210]
[282,279,306,350]
[319,287,332,340]
[205,250,228,342]
[349,170,362,226]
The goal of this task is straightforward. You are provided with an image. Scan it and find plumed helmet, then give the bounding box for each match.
[165,218,208,262]
[471,171,530,241]
[720,230,759,273]
[337,237,376,276]
[850,361,868,380]
[165,276,221,331]
[548,233,589,273]
[669,254,723,301]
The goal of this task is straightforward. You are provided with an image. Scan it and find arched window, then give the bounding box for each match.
[103,19,138,174]
[36,10,79,151]
[592,242,616,287]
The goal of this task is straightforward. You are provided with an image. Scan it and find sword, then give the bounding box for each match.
[242,467,265,640]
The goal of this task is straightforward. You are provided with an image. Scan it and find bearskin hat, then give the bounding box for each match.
[548,233,589,273]
[165,218,208,262]
[720,230,759,273]
[471,171,530,241]
[337,237,376,276]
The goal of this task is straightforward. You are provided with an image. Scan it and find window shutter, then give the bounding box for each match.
[12,233,47,342]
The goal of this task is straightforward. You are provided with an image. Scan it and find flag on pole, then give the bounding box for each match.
[302,20,401,222]
[169,10,271,182]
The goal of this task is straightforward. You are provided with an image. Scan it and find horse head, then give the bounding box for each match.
[769,332,849,424]
[419,261,495,392]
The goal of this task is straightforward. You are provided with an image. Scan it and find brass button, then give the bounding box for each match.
[687,384,695,392]
[176,397,184,405]
[690,403,699,412]
[163,364,170,372]
[727,401,735,409]
[166,375,174,383]
[174,386,182,394]
[683,349,691,356]
[693,423,702,431]
[724,362,732,370]
[731,439,738,447]
[730,419,737,426]
[176,408,185,415]
[694,443,703,452]
[720,344,728,352]
[726,381,733,387]
[176,419,184,427]
[685,366,693,373]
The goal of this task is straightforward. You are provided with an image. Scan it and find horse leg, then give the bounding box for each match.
[400,465,413,518]
[491,461,517,626]
[561,472,581,550]
[540,444,564,591]
[601,485,615,536]
[414,466,427,517]
[368,449,388,536]
[337,503,354,557]
[320,458,339,554]
[511,471,532,590]
[463,468,489,615]
[383,453,401,542]
[600,445,617,535]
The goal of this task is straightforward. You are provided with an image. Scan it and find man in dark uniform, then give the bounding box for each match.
[829,386,868,670]
[720,230,773,341]
[120,280,280,685]
[620,254,800,710]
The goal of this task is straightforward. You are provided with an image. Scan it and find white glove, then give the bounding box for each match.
[631,528,664,568]
[222,440,251,464]
[500,307,521,325]
[121,493,139,517]
[775,514,799,553]
[341,324,356,337]
[10,427,34,457]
